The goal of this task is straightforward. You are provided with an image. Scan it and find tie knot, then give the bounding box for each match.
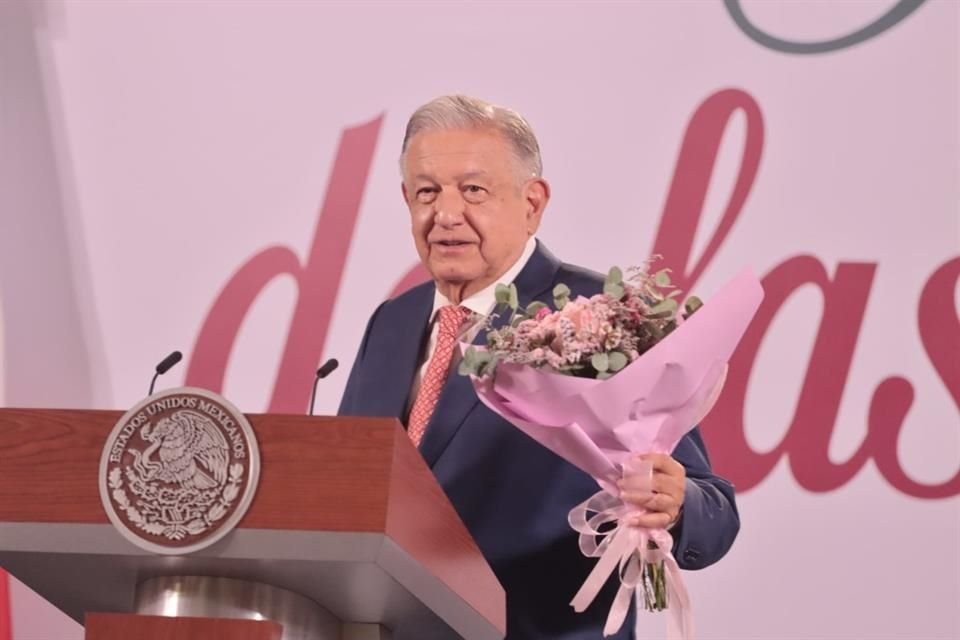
[437,305,471,335]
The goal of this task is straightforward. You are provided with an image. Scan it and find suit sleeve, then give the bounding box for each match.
[337,301,387,416]
[669,426,740,570]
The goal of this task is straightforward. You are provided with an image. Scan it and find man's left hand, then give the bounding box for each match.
[617,453,686,529]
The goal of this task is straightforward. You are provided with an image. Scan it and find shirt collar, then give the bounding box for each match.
[430,236,538,320]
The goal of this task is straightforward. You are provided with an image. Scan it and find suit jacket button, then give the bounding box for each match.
[682,548,701,563]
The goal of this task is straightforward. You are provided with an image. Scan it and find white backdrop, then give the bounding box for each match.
[1,1,958,638]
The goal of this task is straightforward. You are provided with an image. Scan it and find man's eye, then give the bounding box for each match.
[463,185,489,202]
[416,188,437,202]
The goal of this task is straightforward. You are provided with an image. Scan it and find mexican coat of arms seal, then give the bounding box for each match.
[98,387,260,554]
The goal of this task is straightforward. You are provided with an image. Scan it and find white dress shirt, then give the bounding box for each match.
[409,236,538,404]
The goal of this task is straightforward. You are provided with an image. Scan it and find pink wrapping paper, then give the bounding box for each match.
[469,268,765,638]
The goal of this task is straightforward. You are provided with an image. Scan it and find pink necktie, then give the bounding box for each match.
[407,305,471,446]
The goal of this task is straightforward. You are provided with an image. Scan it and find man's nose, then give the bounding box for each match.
[434,188,466,227]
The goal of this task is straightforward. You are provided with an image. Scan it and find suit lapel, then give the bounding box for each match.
[418,241,563,467]
[378,283,435,420]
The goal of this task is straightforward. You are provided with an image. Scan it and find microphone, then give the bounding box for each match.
[149,350,183,395]
[308,358,339,416]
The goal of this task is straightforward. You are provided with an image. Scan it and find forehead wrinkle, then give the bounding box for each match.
[411,147,487,159]
[408,165,495,183]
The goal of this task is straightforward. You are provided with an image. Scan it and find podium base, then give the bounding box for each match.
[86,612,283,640]
[134,575,363,640]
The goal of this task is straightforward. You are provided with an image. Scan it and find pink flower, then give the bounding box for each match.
[538,310,561,335]
[515,318,540,334]
[560,297,600,334]
[471,266,690,377]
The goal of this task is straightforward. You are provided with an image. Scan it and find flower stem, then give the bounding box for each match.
[641,542,668,612]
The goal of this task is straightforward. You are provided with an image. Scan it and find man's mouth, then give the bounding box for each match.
[434,240,471,247]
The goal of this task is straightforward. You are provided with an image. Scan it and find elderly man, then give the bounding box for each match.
[339,96,739,639]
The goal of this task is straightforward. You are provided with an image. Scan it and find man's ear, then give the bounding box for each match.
[523,177,550,234]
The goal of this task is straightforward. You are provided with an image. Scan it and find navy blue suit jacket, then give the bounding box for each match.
[339,242,740,639]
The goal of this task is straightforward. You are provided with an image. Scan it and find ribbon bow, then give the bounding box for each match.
[568,490,695,639]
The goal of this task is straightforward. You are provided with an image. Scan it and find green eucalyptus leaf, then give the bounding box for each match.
[591,352,610,373]
[654,269,672,287]
[647,322,664,340]
[597,371,614,380]
[458,347,480,376]
[604,281,625,300]
[608,351,628,372]
[461,348,495,377]
[457,358,476,376]
[525,301,547,317]
[684,296,703,317]
[508,283,519,310]
[479,355,499,378]
[650,298,678,316]
[605,266,624,286]
[495,283,511,305]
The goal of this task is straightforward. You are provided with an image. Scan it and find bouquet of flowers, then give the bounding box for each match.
[459,264,764,638]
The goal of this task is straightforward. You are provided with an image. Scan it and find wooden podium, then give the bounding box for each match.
[0,409,506,639]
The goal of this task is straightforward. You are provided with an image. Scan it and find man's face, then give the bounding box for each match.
[402,127,548,302]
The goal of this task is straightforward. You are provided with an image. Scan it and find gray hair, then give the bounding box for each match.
[400,95,543,178]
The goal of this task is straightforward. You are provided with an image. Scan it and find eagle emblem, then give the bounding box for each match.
[99,388,260,554]
[131,410,230,491]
